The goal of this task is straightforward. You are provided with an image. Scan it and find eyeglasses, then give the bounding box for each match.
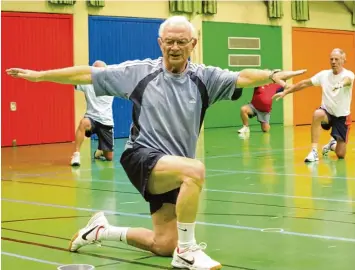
[160,38,194,48]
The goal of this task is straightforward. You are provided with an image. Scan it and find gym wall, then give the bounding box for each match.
[202,21,283,128]
[2,1,354,144]
[2,12,74,146]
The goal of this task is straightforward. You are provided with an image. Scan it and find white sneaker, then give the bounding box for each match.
[322,139,336,156]
[171,243,222,270]
[71,152,80,166]
[94,149,104,159]
[304,149,319,163]
[69,212,109,252]
[238,126,250,133]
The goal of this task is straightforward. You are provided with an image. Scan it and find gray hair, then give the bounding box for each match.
[331,48,346,61]
[158,16,196,38]
[93,60,107,67]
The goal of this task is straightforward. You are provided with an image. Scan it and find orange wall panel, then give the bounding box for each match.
[292,28,355,125]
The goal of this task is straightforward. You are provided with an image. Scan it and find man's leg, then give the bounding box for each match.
[305,109,328,162]
[334,140,347,159]
[94,150,113,161]
[258,112,270,132]
[311,109,329,149]
[102,203,177,256]
[147,156,221,269]
[260,122,270,132]
[71,117,92,166]
[69,155,220,268]
[238,104,254,133]
[95,124,114,161]
[331,115,351,159]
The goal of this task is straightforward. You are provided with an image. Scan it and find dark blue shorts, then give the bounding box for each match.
[85,118,114,152]
[120,144,180,214]
[320,108,351,143]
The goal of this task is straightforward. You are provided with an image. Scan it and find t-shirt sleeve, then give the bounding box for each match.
[345,70,355,81]
[91,61,153,99]
[202,66,239,105]
[310,70,326,86]
[75,85,87,92]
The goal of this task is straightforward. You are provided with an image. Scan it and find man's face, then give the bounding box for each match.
[158,24,196,72]
[329,52,344,73]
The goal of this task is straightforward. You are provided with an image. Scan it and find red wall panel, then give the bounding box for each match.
[2,12,74,146]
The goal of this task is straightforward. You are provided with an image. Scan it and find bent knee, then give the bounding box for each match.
[152,237,177,256]
[261,124,270,132]
[189,160,205,183]
[335,141,346,159]
[313,109,327,120]
[240,105,249,114]
[336,151,346,159]
[181,160,205,188]
[79,118,91,130]
[104,152,113,161]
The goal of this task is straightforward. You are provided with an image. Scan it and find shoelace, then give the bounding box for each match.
[189,242,207,252]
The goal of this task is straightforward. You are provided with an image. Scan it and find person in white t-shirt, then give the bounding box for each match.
[273,48,354,162]
[71,60,115,166]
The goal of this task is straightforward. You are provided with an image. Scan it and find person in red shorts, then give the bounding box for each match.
[238,83,284,133]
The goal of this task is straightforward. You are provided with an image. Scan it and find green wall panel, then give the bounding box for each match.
[202,21,283,129]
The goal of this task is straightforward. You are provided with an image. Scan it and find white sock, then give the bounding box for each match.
[330,140,337,151]
[98,225,129,244]
[177,222,196,249]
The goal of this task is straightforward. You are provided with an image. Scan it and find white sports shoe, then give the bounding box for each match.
[69,212,109,252]
[304,149,319,163]
[322,139,336,156]
[94,149,104,159]
[71,152,81,166]
[238,126,250,133]
[171,243,222,270]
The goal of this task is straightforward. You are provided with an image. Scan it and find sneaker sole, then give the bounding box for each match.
[172,263,222,270]
[68,231,79,252]
[322,149,329,156]
[304,158,319,163]
[172,259,222,270]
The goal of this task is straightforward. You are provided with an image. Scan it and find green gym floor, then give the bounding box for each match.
[2,125,355,270]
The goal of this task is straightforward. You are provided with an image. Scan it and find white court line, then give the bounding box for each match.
[204,146,309,159]
[72,178,132,185]
[207,168,355,180]
[1,251,62,266]
[2,198,355,243]
[119,201,139,205]
[206,172,237,178]
[4,177,132,185]
[204,188,355,203]
[5,175,352,203]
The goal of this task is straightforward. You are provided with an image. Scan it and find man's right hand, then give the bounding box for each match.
[6,68,42,82]
[272,90,287,101]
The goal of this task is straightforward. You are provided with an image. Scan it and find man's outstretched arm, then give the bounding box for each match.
[236,69,307,88]
[273,79,314,100]
[6,66,92,85]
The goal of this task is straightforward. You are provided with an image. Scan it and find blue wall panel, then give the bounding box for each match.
[89,16,163,138]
